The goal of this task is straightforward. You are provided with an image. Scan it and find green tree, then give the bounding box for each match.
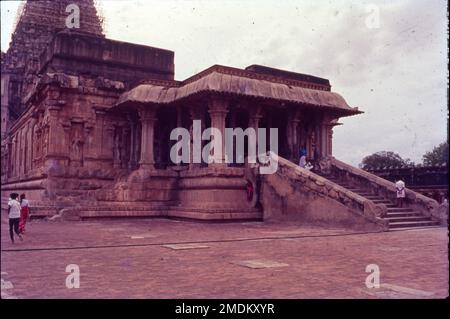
[360,151,412,170]
[422,141,449,166]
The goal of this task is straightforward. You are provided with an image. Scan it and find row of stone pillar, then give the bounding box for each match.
[135,97,267,170]
[134,101,337,171]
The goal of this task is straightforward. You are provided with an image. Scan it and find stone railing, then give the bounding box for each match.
[268,153,388,229]
[331,158,443,224]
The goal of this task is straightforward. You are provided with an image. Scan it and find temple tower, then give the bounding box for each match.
[1,0,104,125]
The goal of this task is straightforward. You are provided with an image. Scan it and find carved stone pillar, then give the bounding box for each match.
[248,105,262,162]
[286,110,301,162]
[320,114,336,158]
[311,118,322,161]
[172,105,184,166]
[328,126,334,157]
[122,126,131,169]
[138,108,157,169]
[127,113,140,169]
[189,106,206,169]
[208,97,229,166]
[113,126,122,169]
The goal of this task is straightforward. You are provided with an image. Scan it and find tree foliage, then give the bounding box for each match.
[360,151,412,170]
[422,141,449,166]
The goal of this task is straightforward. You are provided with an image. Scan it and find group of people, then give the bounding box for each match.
[297,146,408,208]
[7,193,30,244]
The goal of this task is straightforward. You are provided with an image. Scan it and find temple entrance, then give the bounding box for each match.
[225,105,249,166]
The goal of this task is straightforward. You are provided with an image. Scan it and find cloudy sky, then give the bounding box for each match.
[1,0,447,166]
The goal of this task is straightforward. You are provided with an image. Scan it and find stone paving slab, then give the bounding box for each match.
[232,259,289,269]
[1,218,448,298]
[381,283,435,297]
[129,234,157,239]
[360,283,436,299]
[162,244,210,250]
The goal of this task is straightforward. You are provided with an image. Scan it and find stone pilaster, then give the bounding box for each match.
[45,104,65,158]
[6,137,13,178]
[138,108,157,170]
[93,108,110,160]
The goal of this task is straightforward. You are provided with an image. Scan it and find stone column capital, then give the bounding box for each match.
[138,107,157,121]
[208,97,229,115]
[46,105,62,116]
[189,105,206,120]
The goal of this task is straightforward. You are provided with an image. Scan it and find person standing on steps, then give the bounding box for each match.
[298,146,307,168]
[395,179,406,208]
[7,193,23,244]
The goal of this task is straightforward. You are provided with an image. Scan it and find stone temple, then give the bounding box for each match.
[1,0,445,230]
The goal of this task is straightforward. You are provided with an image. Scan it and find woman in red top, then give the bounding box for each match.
[19,193,30,234]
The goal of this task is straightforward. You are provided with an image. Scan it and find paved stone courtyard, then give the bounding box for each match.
[1,217,448,299]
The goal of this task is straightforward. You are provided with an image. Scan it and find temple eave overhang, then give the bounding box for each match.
[115,65,361,117]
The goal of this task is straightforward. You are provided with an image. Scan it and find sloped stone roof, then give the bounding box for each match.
[117,65,361,116]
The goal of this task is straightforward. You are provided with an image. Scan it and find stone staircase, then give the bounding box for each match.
[325,175,440,230]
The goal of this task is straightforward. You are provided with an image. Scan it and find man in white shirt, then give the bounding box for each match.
[8,193,23,243]
[395,179,406,208]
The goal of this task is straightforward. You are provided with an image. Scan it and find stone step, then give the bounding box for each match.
[350,190,372,194]
[388,220,440,229]
[389,225,442,231]
[372,199,393,204]
[386,216,431,223]
[364,196,385,200]
[387,207,415,213]
[349,191,371,195]
[355,192,373,196]
[385,212,423,218]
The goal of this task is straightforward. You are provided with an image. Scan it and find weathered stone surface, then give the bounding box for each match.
[0,0,389,228]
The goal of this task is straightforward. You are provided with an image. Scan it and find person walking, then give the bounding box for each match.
[7,193,23,243]
[19,193,30,234]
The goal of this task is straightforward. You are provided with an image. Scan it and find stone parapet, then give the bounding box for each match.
[262,153,387,230]
[331,158,443,225]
